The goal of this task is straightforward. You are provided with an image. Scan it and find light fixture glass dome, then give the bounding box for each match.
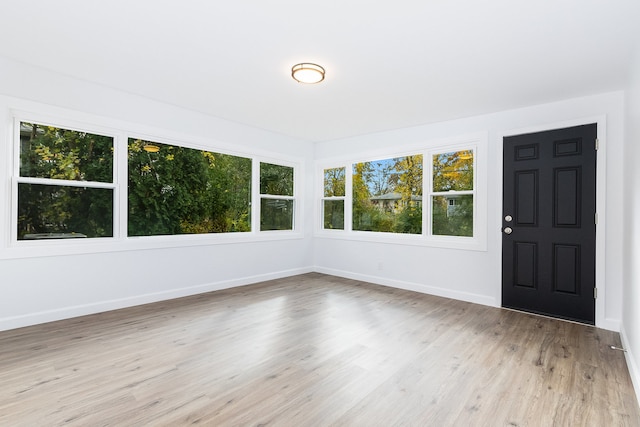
[291,63,325,84]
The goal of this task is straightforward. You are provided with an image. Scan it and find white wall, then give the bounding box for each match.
[0,54,630,343]
[622,46,640,404]
[314,92,625,331]
[0,57,315,331]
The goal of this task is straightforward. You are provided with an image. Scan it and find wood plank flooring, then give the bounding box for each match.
[0,273,638,426]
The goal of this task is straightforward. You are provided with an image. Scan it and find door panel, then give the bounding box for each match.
[553,244,579,294]
[502,124,596,324]
[515,170,538,226]
[514,242,537,288]
[555,167,580,226]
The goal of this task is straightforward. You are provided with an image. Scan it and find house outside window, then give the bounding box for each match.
[317,138,483,249]
[352,155,423,234]
[430,149,474,237]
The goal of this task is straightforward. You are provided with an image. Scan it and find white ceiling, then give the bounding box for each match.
[1,0,638,142]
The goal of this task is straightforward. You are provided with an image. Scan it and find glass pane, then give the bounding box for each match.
[19,122,113,182]
[261,198,294,231]
[323,200,344,230]
[128,139,252,236]
[324,167,345,197]
[432,194,473,237]
[17,183,113,239]
[352,155,423,234]
[260,163,293,196]
[432,150,473,192]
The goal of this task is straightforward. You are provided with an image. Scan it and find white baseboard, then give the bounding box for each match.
[314,266,498,308]
[0,267,314,332]
[598,318,621,332]
[620,325,640,408]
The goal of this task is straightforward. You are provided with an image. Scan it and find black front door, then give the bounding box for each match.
[502,124,597,324]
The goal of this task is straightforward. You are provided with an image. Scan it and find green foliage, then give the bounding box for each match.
[20,122,113,182]
[432,195,473,236]
[322,168,346,229]
[259,163,294,230]
[260,163,293,196]
[323,200,344,229]
[394,206,423,234]
[17,123,113,238]
[432,150,473,192]
[431,150,474,237]
[352,156,423,234]
[324,167,345,197]
[394,155,423,201]
[17,123,274,239]
[352,162,374,231]
[260,199,293,231]
[18,184,114,238]
[128,139,252,236]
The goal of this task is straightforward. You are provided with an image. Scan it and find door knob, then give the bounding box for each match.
[503,227,513,235]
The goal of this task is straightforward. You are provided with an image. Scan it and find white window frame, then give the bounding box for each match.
[1,102,304,260]
[321,166,347,231]
[315,133,487,251]
[256,159,298,232]
[11,115,121,243]
[426,144,477,239]
[125,135,255,238]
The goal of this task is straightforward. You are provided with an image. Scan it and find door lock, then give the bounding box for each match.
[503,227,513,235]
[504,215,513,222]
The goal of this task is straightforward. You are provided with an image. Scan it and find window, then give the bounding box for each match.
[322,167,345,230]
[16,121,115,240]
[9,112,301,253]
[260,162,294,231]
[317,136,485,249]
[128,139,252,236]
[430,149,474,237]
[352,155,423,234]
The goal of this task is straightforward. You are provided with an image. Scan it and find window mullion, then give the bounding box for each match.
[260,194,295,200]
[425,151,431,236]
[116,133,128,239]
[431,190,474,196]
[345,167,352,231]
[252,158,260,233]
[16,176,116,189]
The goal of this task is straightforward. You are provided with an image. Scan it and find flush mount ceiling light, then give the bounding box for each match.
[291,63,325,84]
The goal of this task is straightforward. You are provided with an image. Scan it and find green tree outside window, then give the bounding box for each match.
[431,150,474,237]
[17,122,114,239]
[352,155,423,234]
[128,139,252,236]
[260,163,294,231]
[323,167,345,230]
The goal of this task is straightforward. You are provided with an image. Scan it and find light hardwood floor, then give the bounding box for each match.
[1,273,638,426]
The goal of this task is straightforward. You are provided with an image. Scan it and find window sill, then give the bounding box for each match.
[0,231,305,260]
[314,230,487,251]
